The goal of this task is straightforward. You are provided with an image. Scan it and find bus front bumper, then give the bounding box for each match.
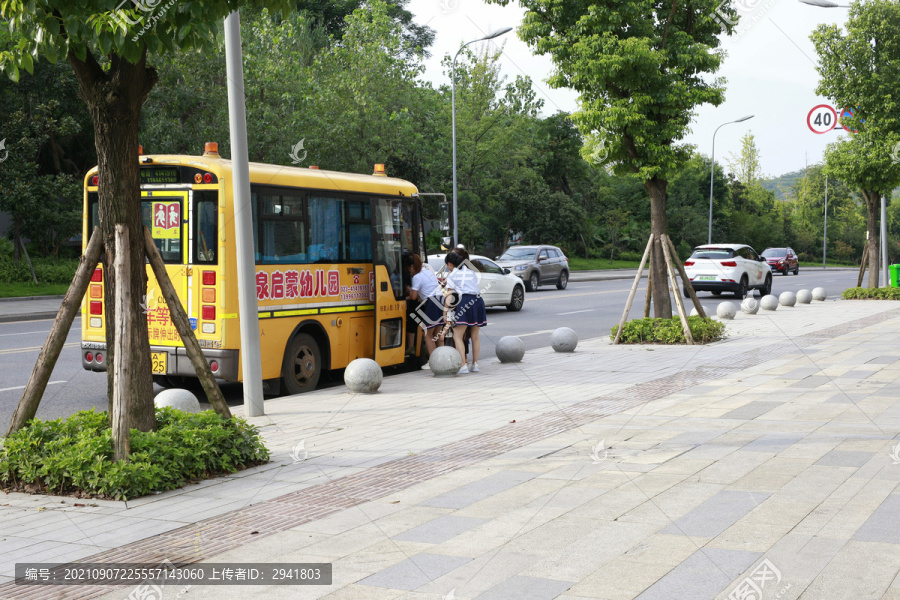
[81,343,239,382]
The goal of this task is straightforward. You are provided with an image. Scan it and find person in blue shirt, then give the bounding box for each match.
[444,251,486,373]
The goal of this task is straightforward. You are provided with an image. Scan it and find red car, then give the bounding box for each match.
[761,247,799,275]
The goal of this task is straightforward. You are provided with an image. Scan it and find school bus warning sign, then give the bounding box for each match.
[152,201,181,239]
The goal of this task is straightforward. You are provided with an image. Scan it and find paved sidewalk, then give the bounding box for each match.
[0,296,65,323]
[2,297,900,599]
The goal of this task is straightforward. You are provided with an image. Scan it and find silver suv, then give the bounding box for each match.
[495,245,570,291]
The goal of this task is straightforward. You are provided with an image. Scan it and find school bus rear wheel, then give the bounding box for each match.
[283,333,322,395]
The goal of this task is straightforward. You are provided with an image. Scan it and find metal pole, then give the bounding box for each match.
[881,192,889,287]
[451,51,460,248]
[823,177,828,268]
[450,29,512,249]
[708,130,716,245]
[225,11,264,416]
[707,115,754,245]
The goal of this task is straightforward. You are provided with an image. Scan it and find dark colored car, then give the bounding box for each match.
[761,247,799,275]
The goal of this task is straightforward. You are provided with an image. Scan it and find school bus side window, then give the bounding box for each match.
[194,191,218,264]
[260,191,306,264]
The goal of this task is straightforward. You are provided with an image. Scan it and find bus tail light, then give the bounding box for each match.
[91,175,99,186]
[96,353,104,364]
[202,305,216,320]
[91,268,102,282]
[85,352,93,362]
[90,284,102,298]
[202,271,216,285]
[202,288,216,303]
[90,301,103,315]
[209,360,219,373]
[203,173,213,184]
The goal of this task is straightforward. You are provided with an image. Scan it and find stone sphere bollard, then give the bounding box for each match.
[689,307,700,317]
[741,297,760,315]
[551,327,578,352]
[812,287,827,301]
[760,295,779,311]
[429,346,463,376]
[796,289,813,304]
[496,336,525,363]
[779,291,797,307]
[717,302,737,320]
[155,388,201,413]
[344,358,383,393]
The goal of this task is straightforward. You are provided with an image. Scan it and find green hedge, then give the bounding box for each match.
[0,408,270,500]
[841,287,900,300]
[611,316,727,344]
[0,255,79,284]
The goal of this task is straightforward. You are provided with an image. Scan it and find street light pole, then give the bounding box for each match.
[452,27,512,247]
[708,115,754,245]
[823,176,828,269]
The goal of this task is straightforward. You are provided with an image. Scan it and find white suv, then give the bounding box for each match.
[683,244,772,298]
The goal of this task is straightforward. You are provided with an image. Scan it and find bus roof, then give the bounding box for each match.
[86,155,419,197]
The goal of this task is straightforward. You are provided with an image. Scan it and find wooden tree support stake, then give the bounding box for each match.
[857,239,869,288]
[664,234,706,319]
[143,227,231,419]
[6,227,103,437]
[644,254,653,319]
[614,235,654,344]
[660,234,694,345]
[112,225,131,461]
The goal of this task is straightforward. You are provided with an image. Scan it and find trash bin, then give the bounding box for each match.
[889,264,900,288]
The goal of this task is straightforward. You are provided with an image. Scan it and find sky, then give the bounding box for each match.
[407,0,851,179]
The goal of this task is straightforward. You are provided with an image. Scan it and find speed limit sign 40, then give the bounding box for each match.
[808,104,838,134]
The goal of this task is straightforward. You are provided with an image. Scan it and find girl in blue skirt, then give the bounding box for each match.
[444,251,487,373]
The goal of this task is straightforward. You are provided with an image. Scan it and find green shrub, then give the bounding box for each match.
[611,315,727,344]
[0,255,78,284]
[0,238,13,258]
[0,408,270,500]
[841,287,900,300]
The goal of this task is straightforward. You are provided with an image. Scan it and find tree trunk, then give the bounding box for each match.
[646,177,672,317]
[68,48,158,432]
[862,189,880,288]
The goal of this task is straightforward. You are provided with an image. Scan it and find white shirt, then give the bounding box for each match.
[411,269,441,299]
[446,266,480,296]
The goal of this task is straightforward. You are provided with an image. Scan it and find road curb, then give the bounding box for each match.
[0,311,60,323]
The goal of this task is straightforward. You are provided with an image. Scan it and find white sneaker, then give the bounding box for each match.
[421,363,430,370]
[458,364,469,374]
[470,362,480,373]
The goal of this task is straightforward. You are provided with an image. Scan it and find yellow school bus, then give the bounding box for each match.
[81,143,425,395]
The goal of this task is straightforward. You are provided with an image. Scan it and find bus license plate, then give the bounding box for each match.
[151,352,167,374]
[698,275,716,281]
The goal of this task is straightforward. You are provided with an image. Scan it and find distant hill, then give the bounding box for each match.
[760,170,804,201]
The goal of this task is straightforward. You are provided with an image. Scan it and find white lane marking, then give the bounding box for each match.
[0,330,50,337]
[0,380,67,393]
[557,309,596,315]
[516,329,555,337]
